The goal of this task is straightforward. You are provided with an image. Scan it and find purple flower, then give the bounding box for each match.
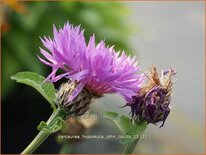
[125,66,176,127]
[38,22,144,105]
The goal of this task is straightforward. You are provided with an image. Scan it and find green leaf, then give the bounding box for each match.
[11,72,56,110]
[37,117,64,133]
[123,139,139,154]
[103,111,147,145]
[120,120,147,144]
[103,111,133,134]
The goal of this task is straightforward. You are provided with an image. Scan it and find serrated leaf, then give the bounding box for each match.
[120,120,147,144]
[11,72,56,110]
[103,111,133,134]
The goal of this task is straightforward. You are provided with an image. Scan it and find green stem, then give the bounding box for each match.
[21,108,63,154]
[123,138,140,154]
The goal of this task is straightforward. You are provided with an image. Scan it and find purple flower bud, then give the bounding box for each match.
[125,66,175,127]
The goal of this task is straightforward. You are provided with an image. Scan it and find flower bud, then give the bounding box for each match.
[57,81,94,116]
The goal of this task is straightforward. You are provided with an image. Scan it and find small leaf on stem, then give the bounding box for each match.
[37,117,65,133]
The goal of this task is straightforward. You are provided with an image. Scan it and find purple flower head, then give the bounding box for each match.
[125,66,176,127]
[38,22,144,106]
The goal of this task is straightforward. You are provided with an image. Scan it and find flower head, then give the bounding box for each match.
[126,66,176,127]
[39,22,144,106]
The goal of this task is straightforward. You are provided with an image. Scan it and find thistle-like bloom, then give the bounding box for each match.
[126,66,176,127]
[38,22,143,109]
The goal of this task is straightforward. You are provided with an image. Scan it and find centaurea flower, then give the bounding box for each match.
[38,22,144,115]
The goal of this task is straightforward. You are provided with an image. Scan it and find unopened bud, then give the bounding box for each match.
[57,81,94,116]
